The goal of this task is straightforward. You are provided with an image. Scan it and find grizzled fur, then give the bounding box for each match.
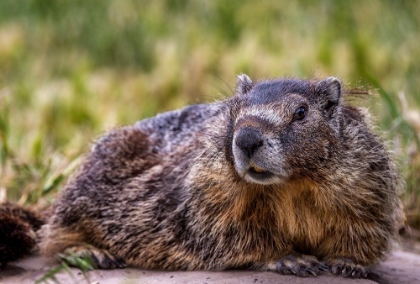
[7,75,405,277]
[0,203,45,268]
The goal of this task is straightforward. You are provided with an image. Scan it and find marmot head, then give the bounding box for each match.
[228,74,343,185]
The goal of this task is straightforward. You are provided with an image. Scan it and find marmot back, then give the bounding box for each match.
[3,75,405,278]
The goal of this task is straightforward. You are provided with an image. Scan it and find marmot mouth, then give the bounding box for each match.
[247,165,274,181]
[249,165,265,174]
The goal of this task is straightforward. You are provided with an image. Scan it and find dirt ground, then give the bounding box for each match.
[1,249,420,284]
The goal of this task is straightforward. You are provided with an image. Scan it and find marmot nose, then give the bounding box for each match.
[235,127,264,158]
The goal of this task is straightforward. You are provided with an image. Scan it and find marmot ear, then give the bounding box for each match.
[236,74,253,95]
[315,77,342,117]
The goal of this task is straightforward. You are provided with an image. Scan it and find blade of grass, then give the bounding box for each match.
[363,72,399,120]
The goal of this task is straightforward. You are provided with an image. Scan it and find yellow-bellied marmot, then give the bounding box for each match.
[1,75,405,278]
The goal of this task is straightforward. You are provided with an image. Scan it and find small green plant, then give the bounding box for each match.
[35,252,96,284]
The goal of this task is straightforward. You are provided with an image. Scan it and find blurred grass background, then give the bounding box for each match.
[0,0,419,228]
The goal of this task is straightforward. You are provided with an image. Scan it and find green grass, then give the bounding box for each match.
[35,252,95,284]
[0,0,419,226]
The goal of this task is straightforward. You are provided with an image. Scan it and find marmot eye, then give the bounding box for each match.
[293,107,307,121]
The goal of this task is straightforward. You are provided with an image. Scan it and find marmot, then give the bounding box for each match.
[1,75,404,278]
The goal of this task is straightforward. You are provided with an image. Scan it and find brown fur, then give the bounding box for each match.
[0,202,45,268]
[2,75,405,278]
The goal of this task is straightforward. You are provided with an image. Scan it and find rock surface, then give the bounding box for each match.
[1,250,419,284]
